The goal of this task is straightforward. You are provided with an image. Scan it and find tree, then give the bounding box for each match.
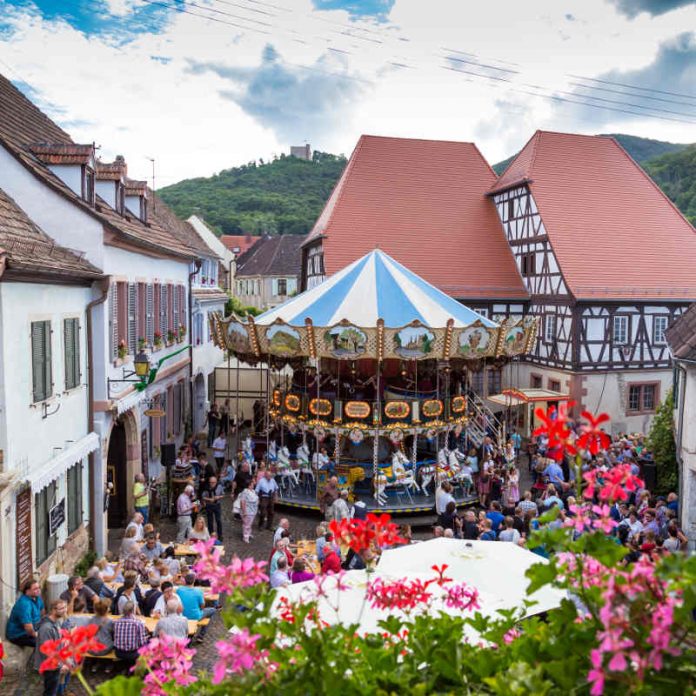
[647,389,678,495]
[225,295,260,318]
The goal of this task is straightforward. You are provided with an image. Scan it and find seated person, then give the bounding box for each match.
[113,601,148,664]
[312,447,332,472]
[141,534,165,562]
[270,556,290,589]
[85,566,115,600]
[172,449,193,479]
[125,513,145,542]
[152,581,183,618]
[6,579,44,648]
[116,576,141,615]
[142,576,162,617]
[119,526,140,560]
[189,516,211,542]
[321,547,341,574]
[87,598,115,656]
[176,573,215,637]
[98,553,123,583]
[60,575,97,613]
[154,599,190,639]
[289,558,315,584]
[113,571,144,614]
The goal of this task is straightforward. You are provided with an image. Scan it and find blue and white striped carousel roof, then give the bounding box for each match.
[255,250,498,329]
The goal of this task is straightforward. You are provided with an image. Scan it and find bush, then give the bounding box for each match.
[647,389,678,495]
[73,549,98,578]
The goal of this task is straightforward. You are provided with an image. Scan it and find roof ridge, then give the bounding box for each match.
[359,133,477,146]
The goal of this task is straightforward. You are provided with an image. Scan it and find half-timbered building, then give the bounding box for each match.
[301,132,696,434]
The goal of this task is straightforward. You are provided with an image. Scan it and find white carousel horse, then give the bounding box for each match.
[242,436,255,470]
[390,452,420,495]
[276,446,300,489]
[296,443,314,481]
[374,472,388,505]
[267,440,278,463]
[448,448,474,495]
[418,460,438,495]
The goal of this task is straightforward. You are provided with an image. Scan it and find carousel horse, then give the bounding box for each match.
[418,460,438,495]
[276,446,300,488]
[296,443,314,481]
[374,471,388,505]
[447,448,474,495]
[390,451,420,494]
[267,440,278,464]
[242,436,255,470]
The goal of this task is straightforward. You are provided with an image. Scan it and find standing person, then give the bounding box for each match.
[510,429,522,461]
[239,478,259,543]
[232,461,253,500]
[207,403,220,447]
[176,485,196,543]
[505,466,520,508]
[132,474,150,524]
[330,490,351,522]
[125,512,145,542]
[6,579,45,648]
[220,400,230,436]
[34,599,68,696]
[212,433,227,474]
[320,476,340,520]
[112,601,147,665]
[202,476,225,542]
[255,469,279,531]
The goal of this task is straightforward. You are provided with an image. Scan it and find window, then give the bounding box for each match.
[520,252,536,277]
[473,307,488,318]
[531,374,543,389]
[487,368,502,395]
[67,463,83,534]
[35,482,57,565]
[82,167,95,205]
[543,314,556,343]
[612,315,629,345]
[63,318,80,390]
[627,383,659,414]
[549,379,561,392]
[277,278,287,296]
[470,370,484,394]
[507,198,515,221]
[653,316,668,345]
[31,320,53,403]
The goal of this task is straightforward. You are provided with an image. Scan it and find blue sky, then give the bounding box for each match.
[0,0,693,184]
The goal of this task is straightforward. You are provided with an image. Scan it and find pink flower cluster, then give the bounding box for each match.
[582,464,644,503]
[191,540,268,594]
[366,577,434,613]
[137,636,197,696]
[558,554,682,696]
[563,504,617,535]
[213,628,278,684]
[443,582,480,612]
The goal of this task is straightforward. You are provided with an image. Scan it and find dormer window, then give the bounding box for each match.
[82,166,95,206]
[116,182,125,214]
[124,179,148,223]
[140,196,148,224]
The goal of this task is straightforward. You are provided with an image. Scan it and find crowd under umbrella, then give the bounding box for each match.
[210,249,537,512]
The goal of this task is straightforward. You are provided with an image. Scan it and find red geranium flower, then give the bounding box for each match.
[533,403,577,461]
[576,411,612,455]
[329,513,405,553]
[366,577,434,612]
[39,624,105,673]
[431,564,453,587]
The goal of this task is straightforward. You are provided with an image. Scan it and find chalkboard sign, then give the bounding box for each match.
[49,498,66,536]
[16,487,33,587]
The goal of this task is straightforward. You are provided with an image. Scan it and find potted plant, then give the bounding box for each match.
[117,338,127,360]
[167,329,176,345]
[178,323,186,341]
[153,330,164,349]
[138,336,147,351]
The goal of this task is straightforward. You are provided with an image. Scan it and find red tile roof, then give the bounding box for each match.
[491,131,696,300]
[220,234,261,256]
[30,142,94,165]
[236,234,305,277]
[96,158,127,181]
[305,135,527,300]
[666,303,696,360]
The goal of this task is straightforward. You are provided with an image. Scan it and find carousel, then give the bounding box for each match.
[210,250,536,514]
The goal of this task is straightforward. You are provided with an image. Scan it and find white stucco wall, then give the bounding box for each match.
[676,363,696,547]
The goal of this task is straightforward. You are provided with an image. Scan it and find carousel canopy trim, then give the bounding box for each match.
[255,250,497,329]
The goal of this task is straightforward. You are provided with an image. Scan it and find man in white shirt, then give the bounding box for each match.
[212,434,227,472]
[330,490,351,522]
[125,512,144,542]
[312,447,331,471]
[152,582,183,618]
[435,481,455,515]
[270,556,290,589]
[154,600,189,639]
[273,518,290,545]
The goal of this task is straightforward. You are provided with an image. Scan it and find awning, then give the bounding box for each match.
[26,432,99,492]
[487,388,571,407]
[114,389,147,416]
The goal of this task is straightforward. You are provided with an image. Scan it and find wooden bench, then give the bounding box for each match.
[87,651,118,661]
[198,618,210,627]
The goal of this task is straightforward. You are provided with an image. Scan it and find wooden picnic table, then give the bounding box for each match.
[105,582,219,605]
[295,540,321,574]
[72,613,199,636]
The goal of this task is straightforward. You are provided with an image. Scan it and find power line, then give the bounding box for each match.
[569,81,696,109]
[568,74,696,102]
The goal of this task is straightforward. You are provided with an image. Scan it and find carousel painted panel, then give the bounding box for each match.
[318,323,374,360]
[224,317,254,355]
[385,323,442,360]
[257,321,306,358]
[451,323,497,359]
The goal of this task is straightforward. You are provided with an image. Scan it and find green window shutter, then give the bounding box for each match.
[32,321,52,402]
[64,318,80,390]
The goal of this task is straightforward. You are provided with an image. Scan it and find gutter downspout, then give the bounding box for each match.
[87,276,111,550]
[188,260,202,436]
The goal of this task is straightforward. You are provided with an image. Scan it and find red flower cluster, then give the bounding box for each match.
[39,624,105,674]
[366,577,434,612]
[329,513,405,553]
[431,564,453,586]
[576,412,612,455]
[533,403,577,461]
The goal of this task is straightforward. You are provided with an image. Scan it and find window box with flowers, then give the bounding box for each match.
[153,331,164,350]
[115,338,128,366]
[166,330,177,346]
[178,324,186,342]
[138,336,147,351]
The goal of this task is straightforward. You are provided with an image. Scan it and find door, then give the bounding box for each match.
[107,421,128,528]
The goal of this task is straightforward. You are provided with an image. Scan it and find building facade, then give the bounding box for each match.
[300,133,696,434]
[235,234,304,311]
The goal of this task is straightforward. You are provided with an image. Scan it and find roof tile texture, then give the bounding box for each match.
[220,234,261,256]
[493,131,696,300]
[666,303,696,360]
[236,234,305,277]
[309,135,527,299]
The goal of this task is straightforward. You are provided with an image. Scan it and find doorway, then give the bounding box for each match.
[107,420,127,528]
[194,373,206,434]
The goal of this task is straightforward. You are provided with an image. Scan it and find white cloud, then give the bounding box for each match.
[0,0,694,183]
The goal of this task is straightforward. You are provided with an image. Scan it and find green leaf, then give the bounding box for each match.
[94,676,145,696]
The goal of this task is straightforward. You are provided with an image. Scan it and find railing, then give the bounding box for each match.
[465,392,505,447]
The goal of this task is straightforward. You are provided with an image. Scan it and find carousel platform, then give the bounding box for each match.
[276,489,479,516]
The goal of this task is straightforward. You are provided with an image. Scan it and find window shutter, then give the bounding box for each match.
[64,318,80,390]
[127,282,137,356]
[137,282,146,345]
[146,284,154,345]
[109,283,118,360]
[173,284,180,335]
[159,284,167,336]
[167,284,174,337]
[32,321,52,403]
[160,391,168,442]
[179,286,186,334]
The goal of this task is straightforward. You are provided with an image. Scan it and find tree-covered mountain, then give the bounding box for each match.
[642,145,696,225]
[159,135,694,237]
[158,151,346,236]
[492,133,690,174]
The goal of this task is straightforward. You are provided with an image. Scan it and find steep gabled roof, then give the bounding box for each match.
[0,187,102,281]
[490,130,696,301]
[304,135,527,300]
[666,303,696,361]
[236,234,304,277]
[0,73,196,260]
[220,234,261,256]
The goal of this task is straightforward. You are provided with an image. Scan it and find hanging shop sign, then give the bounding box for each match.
[16,486,33,587]
[48,498,66,536]
[143,409,166,418]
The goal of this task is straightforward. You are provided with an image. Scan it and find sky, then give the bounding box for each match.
[0,0,694,185]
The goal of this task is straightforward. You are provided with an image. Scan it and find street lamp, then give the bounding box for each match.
[133,350,151,379]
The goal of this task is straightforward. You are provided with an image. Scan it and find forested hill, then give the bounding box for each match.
[492,134,690,175]
[159,135,694,237]
[158,151,346,236]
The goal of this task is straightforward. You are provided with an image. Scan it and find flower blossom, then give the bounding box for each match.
[366,577,434,613]
[431,564,453,586]
[583,464,643,503]
[443,582,480,612]
[137,636,196,696]
[590,504,618,534]
[39,624,105,674]
[329,513,405,553]
[532,403,577,461]
[213,628,277,684]
[192,540,268,594]
[576,411,611,455]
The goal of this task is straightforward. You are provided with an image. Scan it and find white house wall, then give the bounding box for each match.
[675,365,696,547]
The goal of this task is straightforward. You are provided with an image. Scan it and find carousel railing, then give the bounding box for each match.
[466,392,505,447]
